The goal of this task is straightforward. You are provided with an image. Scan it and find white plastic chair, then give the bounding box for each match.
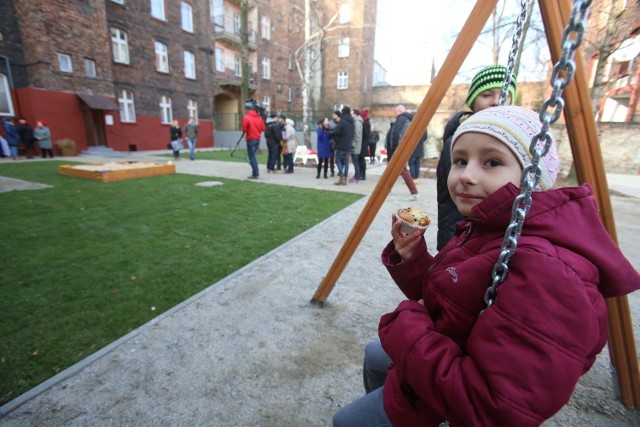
[293,146,318,165]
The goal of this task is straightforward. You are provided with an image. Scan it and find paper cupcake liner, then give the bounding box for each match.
[399,219,429,235]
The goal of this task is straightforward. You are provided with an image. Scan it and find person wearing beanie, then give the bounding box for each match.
[436,64,517,250]
[333,105,640,426]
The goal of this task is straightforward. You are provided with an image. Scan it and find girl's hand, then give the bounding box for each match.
[391,214,424,261]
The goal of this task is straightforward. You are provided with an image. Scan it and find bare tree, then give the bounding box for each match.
[293,2,339,146]
[240,0,250,112]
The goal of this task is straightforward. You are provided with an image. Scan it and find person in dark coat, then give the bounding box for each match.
[16,118,37,159]
[265,112,282,174]
[436,65,517,250]
[358,108,371,180]
[390,105,419,200]
[331,106,354,185]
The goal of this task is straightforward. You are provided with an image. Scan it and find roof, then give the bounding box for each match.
[77,94,119,110]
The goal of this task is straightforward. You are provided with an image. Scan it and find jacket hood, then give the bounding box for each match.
[286,118,294,126]
[341,114,354,124]
[471,183,640,298]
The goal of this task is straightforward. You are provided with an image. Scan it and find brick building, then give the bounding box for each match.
[0,0,215,154]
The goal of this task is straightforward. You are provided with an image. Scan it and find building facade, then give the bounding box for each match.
[0,0,216,154]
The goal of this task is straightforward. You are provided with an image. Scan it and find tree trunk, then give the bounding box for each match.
[240,0,250,111]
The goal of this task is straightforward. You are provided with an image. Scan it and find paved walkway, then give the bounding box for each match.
[1,151,639,426]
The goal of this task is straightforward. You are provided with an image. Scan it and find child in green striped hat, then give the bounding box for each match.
[436,65,517,250]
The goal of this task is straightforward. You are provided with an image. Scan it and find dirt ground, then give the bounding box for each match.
[1,157,639,426]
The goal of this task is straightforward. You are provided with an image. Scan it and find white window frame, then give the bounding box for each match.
[118,89,136,123]
[184,50,196,79]
[337,71,348,89]
[57,53,73,73]
[261,17,271,40]
[84,59,96,77]
[181,2,193,32]
[287,87,292,103]
[155,41,169,73]
[187,99,198,120]
[262,96,270,113]
[0,74,15,117]
[262,57,271,80]
[110,0,124,4]
[111,28,129,64]
[339,3,352,24]
[234,54,241,77]
[288,53,292,70]
[215,47,224,71]
[151,0,165,20]
[160,95,172,124]
[338,37,350,58]
[233,13,241,34]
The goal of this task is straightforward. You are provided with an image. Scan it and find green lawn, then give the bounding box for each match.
[0,160,362,404]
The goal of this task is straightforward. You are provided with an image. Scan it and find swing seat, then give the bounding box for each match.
[293,146,318,165]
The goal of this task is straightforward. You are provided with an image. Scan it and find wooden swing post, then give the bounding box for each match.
[539,0,640,409]
[310,0,500,304]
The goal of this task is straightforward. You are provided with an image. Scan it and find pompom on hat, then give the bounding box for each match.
[451,106,560,191]
[466,65,517,108]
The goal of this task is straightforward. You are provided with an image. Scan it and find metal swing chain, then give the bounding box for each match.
[499,0,532,106]
[484,0,592,308]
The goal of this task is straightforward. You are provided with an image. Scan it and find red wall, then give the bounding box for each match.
[13,88,215,153]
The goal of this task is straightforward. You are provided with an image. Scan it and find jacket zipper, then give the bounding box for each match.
[428,224,474,274]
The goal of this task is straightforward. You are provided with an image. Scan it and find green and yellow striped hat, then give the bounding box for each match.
[466,65,517,108]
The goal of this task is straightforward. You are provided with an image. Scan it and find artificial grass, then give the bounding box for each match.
[0,160,362,404]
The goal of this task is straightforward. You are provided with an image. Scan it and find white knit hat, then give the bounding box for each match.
[451,106,560,191]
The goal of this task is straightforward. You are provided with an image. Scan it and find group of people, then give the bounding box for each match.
[332,65,640,426]
[241,102,382,182]
[168,118,200,161]
[1,117,53,160]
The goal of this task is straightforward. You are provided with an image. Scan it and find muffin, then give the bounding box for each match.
[396,206,431,234]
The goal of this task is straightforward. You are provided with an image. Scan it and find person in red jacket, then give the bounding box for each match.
[241,100,265,179]
[333,106,640,426]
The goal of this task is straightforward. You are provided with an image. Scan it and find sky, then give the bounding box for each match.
[374,0,551,85]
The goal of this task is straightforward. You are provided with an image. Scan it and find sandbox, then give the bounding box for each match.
[59,161,176,182]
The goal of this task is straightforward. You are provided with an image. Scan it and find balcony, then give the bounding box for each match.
[215,69,257,91]
[212,16,257,50]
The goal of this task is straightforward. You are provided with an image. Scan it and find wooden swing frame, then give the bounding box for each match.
[311,0,640,408]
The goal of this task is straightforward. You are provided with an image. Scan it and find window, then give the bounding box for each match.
[184,51,196,79]
[151,0,165,20]
[339,3,352,24]
[110,0,124,4]
[261,17,271,40]
[155,41,169,73]
[0,74,15,117]
[187,99,198,120]
[288,53,292,70]
[181,2,193,32]
[337,71,348,89]
[215,47,224,71]
[57,53,73,73]
[233,13,241,34]
[212,0,223,26]
[234,54,241,77]
[262,96,270,113]
[111,28,129,64]
[118,90,136,123]
[84,59,96,77]
[338,37,350,58]
[262,57,271,80]
[287,87,292,103]
[159,95,172,124]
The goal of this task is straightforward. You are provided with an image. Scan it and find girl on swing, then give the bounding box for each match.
[333,106,640,426]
